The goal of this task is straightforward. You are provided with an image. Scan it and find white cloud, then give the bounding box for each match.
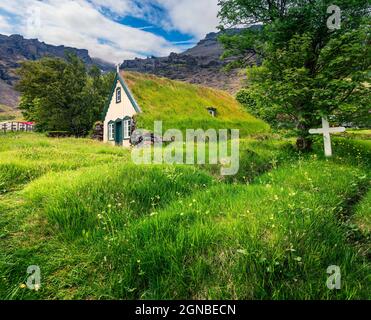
[155,0,220,38]
[0,0,180,63]
[0,15,12,35]
[88,0,132,15]
[0,0,220,63]
[97,0,221,38]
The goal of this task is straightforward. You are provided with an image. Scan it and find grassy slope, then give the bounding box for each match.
[0,104,21,122]
[123,72,270,136]
[0,132,369,299]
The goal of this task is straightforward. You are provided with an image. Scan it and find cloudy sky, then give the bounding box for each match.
[0,0,220,63]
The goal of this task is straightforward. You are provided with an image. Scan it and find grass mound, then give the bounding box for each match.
[0,133,130,192]
[24,164,214,239]
[101,160,369,299]
[123,72,270,136]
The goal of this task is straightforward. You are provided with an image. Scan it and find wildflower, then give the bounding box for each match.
[19,284,27,289]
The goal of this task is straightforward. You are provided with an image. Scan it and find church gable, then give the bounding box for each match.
[102,72,141,121]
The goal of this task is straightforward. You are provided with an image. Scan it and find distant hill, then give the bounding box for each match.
[0,34,114,109]
[121,29,258,95]
[123,71,269,136]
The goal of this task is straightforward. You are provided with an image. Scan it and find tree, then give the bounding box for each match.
[17,53,114,137]
[218,0,371,150]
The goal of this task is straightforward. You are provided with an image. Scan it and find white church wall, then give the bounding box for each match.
[103,77,138,148]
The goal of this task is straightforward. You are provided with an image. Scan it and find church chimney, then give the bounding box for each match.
[117,63,121,74]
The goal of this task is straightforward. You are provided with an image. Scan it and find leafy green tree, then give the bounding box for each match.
[218,0,371,150]
[17,53,114,136]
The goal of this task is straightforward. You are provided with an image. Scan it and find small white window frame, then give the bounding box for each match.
[116,87,122,103]
[123,119,131,140]
[108,123,115,140]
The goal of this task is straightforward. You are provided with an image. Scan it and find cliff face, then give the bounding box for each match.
[0,34,113,108]
[121,30,257,94]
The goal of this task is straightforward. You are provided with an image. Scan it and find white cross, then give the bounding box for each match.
[309,117,345,157]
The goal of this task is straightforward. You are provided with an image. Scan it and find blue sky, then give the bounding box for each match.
[0,0,220,63]
[118,15,196,45]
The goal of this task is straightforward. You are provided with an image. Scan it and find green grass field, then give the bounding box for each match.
[0,131,369,300]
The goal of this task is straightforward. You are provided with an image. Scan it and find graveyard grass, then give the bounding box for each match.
[0,131,369,300]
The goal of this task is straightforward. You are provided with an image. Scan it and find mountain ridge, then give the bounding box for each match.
[121,29,256,94]
[0,30,257,112]
[0,34,114,109]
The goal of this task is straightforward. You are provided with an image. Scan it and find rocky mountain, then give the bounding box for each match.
[0,34,114,109]
[121,30,257,94]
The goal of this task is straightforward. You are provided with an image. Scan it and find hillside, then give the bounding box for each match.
[121,29,258,94]
[0,34,114,109]
[0,104,21,121]
[122,71,269,136]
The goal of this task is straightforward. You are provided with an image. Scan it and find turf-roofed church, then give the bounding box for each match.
[102,67,141,147]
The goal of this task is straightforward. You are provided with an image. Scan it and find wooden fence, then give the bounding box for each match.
[1,122,34,133]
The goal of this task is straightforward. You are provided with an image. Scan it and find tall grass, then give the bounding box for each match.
[0,133,369,300]
[24,164,214,240]
[97,160,370,299]
[353,190,371,236]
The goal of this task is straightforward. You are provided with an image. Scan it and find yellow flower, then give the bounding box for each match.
[19,284,27,289]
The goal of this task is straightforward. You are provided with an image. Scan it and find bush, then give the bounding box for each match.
[47,131,71,138]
